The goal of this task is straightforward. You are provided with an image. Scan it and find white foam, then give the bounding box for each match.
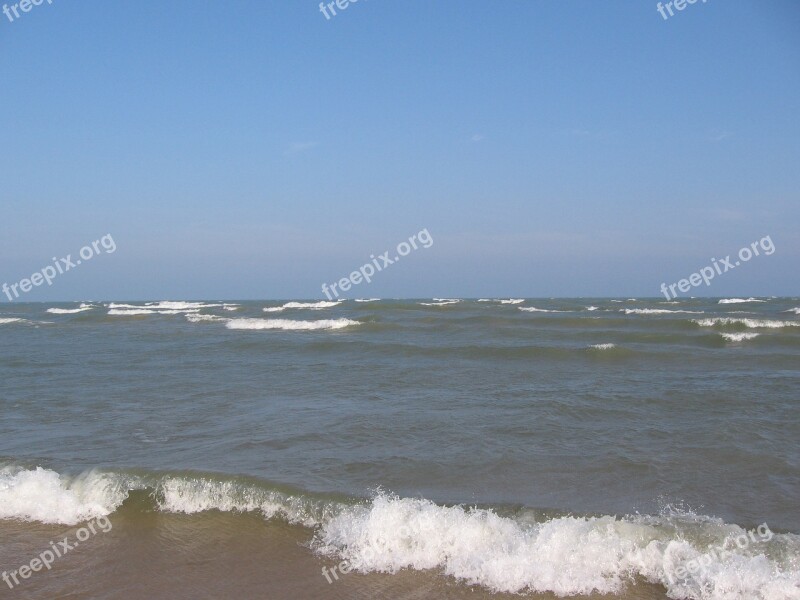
[156,477,321,528]
[146,301,223,310]
[586,306,599,311]
[622,309,703,315]
[355,298,380,303]
[0,467,129,525]
[721,333,761,342]
[46,307,94,314]
[222,304,240,311]
[108,309,200,316]
[108,302,218,312]
[589,343,616,350]
[264,301,342,312]
[282,301,342,309]
[518,307,571,313]
[0,317,22,325]
[433,298,461,302]
[695,318,799,329]
[719,298,766,304]
[784,308,800,315]
[185,314,226,323]
[499,299,525,304]
[2,466,797,599]
[421,300,460,306]
[225,318,359,331]
[314,494,800,599]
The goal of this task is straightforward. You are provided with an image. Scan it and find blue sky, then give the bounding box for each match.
[1,0,798,300]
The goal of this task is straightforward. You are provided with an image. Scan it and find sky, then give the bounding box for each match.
[1,0,798,300]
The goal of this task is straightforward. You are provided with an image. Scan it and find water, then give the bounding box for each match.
[1,298,798,599]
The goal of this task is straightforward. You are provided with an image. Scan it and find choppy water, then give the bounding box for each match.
[1,298,799,599]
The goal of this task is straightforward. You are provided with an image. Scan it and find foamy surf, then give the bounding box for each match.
[694,318,800,329]
[108,308,201,316]
[263,301,342,312]
[315,493,800,600]
[719,298,766,304]
[0,466,130,525]
[0,317,23,325]
[225,318,359,331]
[621,308,703,315]
[145,301,224,310]
[721,332,761,342]
[185,314,226,323]
[46,306,95,314]
[589,343,616,350]
[420,300,461,306]
[1,466,798,600]
[518,307,571,313]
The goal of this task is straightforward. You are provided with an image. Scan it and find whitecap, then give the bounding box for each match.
[225,318,359,331]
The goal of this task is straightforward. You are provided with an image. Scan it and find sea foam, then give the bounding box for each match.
[225,318,359,331]
[1,467,798,600]
[719,298,766,304]
[46,306,94,314]
[0,467,130,525]
[694,318,799,329]
[721,333,761,342]
[621,309,703,315]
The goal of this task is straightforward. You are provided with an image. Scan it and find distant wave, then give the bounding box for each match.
[108,308,200,316]
[355,298,380,303]
[518,307,571,313]
[420,298,462,306]
[586,306,599,311]
[225,318,359,331]
[46,306,94,314]
[263,301,342,312]
[718,298,766,304]
[185,314,226,323]
[145,301,223,310]
[2,465,797,600]
[784,308,800,315]
[695,318,799,329]
[0,317,23,325]
[721,332,761,342]
[108,302,215,314]
[476,299,524,304]
[588,343,616,350]
[621,308,703,315]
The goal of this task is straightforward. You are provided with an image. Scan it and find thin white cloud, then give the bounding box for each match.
[707,130,733,142]
[284,141,319,155]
